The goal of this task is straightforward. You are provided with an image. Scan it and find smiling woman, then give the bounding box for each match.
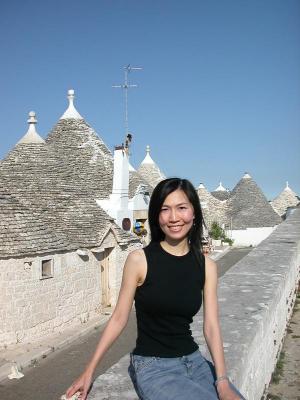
[65,178,246,400]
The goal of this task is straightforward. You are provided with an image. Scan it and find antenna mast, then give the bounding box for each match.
[113,64,142,136]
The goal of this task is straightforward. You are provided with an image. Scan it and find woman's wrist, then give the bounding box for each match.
[215,375,230,387]
[84,363,96,376]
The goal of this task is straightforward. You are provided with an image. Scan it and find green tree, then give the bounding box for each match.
[209,221,225,240]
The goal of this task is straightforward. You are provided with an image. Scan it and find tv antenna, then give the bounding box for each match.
[112,64,142,137]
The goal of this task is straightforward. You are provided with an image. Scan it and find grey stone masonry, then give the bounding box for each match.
[0,135,139,257]
[46,118,114,200]
[197,185,228,229]
[271,185,300,217]
[227,175,282,229]
[137,162,165,188]
[0,185,65,258]
[129,170,153,199]
[87,207,300,400]
[211,190,230,201]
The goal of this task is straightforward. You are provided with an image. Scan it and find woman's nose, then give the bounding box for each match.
[170,209,178,221]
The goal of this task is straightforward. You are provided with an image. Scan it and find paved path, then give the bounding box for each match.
[0,247,251,400]
[266,286,300,400]
[215,247,252,278]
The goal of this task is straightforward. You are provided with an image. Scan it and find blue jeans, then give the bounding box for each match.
[128,350,246,400]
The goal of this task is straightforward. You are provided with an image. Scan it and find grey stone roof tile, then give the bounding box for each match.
[211,190,230,201]
[271,185,300,217]
[227,175,282,229]
[0,133,138,257]
[46,118,114,199]
[0,185,65,258]
[129,170,153,198]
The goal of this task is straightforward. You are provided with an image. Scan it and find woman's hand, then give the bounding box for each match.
[217,380,241,400]
[65,368,93,400]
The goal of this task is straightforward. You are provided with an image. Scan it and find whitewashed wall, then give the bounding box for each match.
[227,226,276,247]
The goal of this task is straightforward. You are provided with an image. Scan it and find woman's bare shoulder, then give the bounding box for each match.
[127,248,146,263]
[203,254,217,268]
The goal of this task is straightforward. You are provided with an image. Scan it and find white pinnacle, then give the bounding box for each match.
[17,111,45,144]
[284,181,291,191]
[60,89,83,120]
[243,172,252,179]
[215,181,226,191]
[198,183,206,189]
[141,145,155,164]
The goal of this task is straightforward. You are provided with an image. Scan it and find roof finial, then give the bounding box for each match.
[285,181,290,190]
[141,144,154,164]
[68,89,75,105]
[17,111,45,144]
[243,172,251,179]
[216,181,226,191]
[60,89,83,120]
[28,111,37,125]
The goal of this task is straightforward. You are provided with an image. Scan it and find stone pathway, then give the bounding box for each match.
[266,286,300,400]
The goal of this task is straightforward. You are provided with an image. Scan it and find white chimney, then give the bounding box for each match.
[111,145,129,209]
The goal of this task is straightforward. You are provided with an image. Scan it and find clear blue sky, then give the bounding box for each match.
[1,0,299,200]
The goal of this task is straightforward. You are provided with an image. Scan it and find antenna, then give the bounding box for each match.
[113,64,142,137]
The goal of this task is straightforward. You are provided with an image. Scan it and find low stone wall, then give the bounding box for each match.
[88,208,300,400]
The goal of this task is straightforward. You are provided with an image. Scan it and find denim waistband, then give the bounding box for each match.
[130,349,203,363]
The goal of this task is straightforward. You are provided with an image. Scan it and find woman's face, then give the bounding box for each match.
[158,189,195,242]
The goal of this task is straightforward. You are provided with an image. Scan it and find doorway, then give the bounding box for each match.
[100,247,112,308]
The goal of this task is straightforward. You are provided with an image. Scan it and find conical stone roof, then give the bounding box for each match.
[129,167,153,198]
[0,108,139,257]
[271,182,300,217]
[0,185,65,258]
[46,90,113,199]
[227,173,282,229]
[46,117,113,199]
[211,182,230,201]
[197,183,227,229]
[137,145,165,188]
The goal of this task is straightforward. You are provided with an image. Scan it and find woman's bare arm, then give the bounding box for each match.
[203,256,227,378]
[203,256,240,399]
[65,248,145,399]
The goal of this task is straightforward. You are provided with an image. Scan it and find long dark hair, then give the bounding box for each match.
[148,178,203,256]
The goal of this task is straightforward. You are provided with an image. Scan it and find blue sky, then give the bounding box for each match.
[0,0,299,200]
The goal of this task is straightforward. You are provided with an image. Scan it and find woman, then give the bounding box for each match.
[65,178,246,400]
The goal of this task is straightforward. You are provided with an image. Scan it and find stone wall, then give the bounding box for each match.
[88,207,300,400]
[0,234,140,347]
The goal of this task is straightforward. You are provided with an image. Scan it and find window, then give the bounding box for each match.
[41,259,53,279]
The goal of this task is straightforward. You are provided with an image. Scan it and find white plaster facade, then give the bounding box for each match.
[226,226,277,247]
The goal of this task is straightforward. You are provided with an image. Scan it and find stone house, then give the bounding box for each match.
[198,174,282,246]
[225,173,282,246]
[0,96,143,347]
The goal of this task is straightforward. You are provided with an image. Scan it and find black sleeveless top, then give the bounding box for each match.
[132,241,205,357]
